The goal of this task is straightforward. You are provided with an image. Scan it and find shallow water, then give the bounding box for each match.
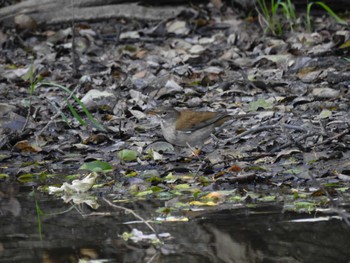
[1,188,350,263]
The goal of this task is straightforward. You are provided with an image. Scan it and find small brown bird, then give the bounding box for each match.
[148,107,253,147]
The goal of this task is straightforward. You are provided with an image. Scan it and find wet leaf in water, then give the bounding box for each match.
[0,173,9,179]
[18,173,47,183]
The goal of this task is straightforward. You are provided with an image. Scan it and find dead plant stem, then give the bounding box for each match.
[103,197,159,237]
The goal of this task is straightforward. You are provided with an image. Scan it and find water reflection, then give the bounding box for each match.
[1,188,350,263]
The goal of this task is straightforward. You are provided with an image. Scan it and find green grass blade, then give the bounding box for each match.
[271,0,279,15]
[66,100,86,125]
[286,0,296,20]
[73,96,106,131]
[308,1,347,32]
[35,197,43,241]
[48,100,71,127]
[306,2,313,32]
[314,1,347,25]
[59,111,71,127]
[278,1,295,31]
[40,82,106,131]
[258,0,270,21]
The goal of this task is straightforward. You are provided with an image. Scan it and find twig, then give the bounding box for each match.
[145,251,160,263]
[318,119,329,136]
[21,102,40,133]
[194,158,209,176]
[230,124,278,141]
[271,132,317,153]
[314,128,350,147]
[103,197,158,237]
[21,100,32,133]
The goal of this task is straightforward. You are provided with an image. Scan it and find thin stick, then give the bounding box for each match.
[103,197,158,236]
[271,132,317,153]
[231,124,278,141]
[145,251,160,263]
[314,128,349,147]
[21,99,32,133]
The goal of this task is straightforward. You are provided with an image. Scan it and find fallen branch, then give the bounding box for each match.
[0,1,186,25]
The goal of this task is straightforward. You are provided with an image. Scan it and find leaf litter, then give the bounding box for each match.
[0,1,350,226]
